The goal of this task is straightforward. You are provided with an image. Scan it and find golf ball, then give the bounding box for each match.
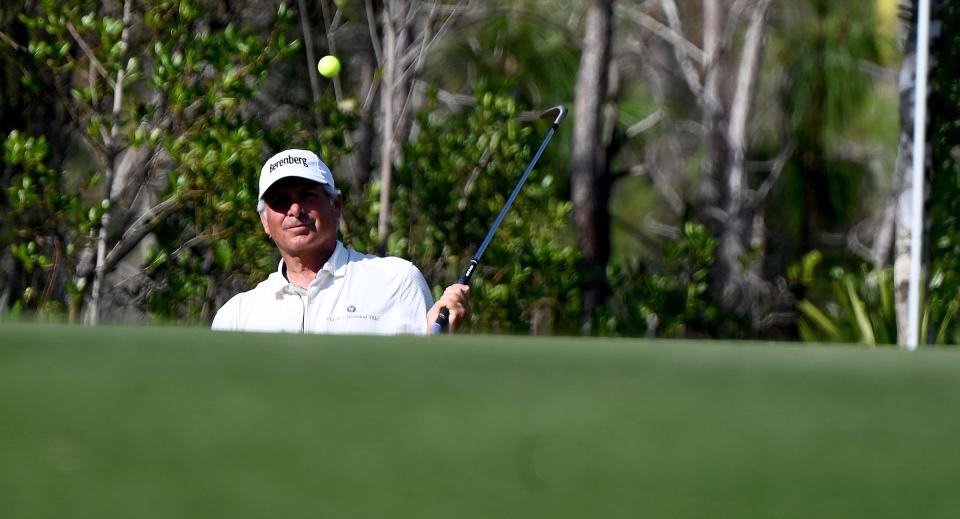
[317,55,341,78]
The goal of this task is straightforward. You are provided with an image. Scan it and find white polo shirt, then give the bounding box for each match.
[211,242,433,335]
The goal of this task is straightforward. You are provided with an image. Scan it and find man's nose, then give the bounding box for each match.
[286,201,302,216]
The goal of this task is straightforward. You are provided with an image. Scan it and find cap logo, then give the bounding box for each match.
[269,155,309,173]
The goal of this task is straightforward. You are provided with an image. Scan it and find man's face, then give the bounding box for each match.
[259,177,341,259]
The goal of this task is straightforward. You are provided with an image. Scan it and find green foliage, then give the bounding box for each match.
[765,0,895,270]
[347,91,582,334]
[790,252,897,345]
[792,250,960,347]
[601,222,745,338]
[2,1,319,322]
[0,0,910,340]
[2,130,90,319]
[130,2,329,321]
[775,2,888,140]
[425,11,579,110]
[926,1,960,346]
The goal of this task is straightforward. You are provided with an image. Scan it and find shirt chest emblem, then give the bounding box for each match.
[327,304,379,322]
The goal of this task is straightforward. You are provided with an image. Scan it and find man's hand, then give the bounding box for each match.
[426,284,471,333]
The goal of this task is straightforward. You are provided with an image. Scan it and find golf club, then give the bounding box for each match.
[432,105,567,334]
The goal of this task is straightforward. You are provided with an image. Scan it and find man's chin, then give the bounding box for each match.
[284,235,318,248]
[278,236,332,256]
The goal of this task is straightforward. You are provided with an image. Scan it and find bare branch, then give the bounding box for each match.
[0,30,23,51]
[376,0,401,247]
[319,0,344,102]
[169,234,210,260]
[858,58,898,83]
[396,0,471,126]
[360,71,381,114]
[423,0,474,50]
[114,233,210,290]
[725,0,771,212]
[297,0,325,132]
[645,215,682,239]
[393,0,469,155]
[398,0,439,75]
[755,312,796,330]
[626,109,664,138]
[720,0,753,52]
[753,140,795,204]
[435,87,476,109]
[365,0,383,65]
[618,7,704,64]
[329,3,344,32]
[651,165,685,216]
[458,147,492,212]
[65,22,115,88]
[104,196,182,273]
[701,0,721,117]
[658,0,703,95]
[847,222,887,266]
[611,214,662,250]
[108,1,133,147]
[84,0,133,325]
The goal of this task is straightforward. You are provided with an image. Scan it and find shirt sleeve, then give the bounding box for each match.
[211,295,240,331]
[395,263,434,335]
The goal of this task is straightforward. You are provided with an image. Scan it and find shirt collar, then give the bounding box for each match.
[275,241,348,285]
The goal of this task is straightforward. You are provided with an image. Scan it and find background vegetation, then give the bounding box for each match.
[1,0,956,344]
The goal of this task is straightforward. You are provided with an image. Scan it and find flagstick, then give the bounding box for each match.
[907,0,931,350]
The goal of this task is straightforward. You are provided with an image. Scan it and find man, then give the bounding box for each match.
[212,149,470,334]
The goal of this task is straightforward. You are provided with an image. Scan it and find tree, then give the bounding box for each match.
[621,0,773,324]
[372,0,468,251]
[570,0,615,332]
[3,0,302,323]
[346,92,582,334]
[1,0,907,342]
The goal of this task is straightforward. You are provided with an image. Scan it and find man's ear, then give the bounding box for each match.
[259,209,270,236]
[332,193,342,218]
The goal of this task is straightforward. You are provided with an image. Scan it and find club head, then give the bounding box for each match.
[517,105,568,127]
[539,105,567,127]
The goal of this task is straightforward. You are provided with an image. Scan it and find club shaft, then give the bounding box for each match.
[432,107,565,334]
[471,124,559,267]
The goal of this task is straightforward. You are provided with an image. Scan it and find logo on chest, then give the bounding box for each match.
[328,304,379,322]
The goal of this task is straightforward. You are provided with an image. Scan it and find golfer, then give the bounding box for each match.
[212,149,470,334]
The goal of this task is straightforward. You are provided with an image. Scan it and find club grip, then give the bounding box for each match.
[431,307,450,335]
[431,259,477,334]
[459,258,478,285]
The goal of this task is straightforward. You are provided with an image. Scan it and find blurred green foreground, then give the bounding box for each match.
[1,323,958,518]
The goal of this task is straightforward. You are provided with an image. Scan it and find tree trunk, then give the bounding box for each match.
[351,45,377,195]
[376,0,416,251]
[376,2,399,250]
[699,0,722,209]
[713,0,770,318]
[297,0,325,133]
[83,0,132,325]
[570,0,614,332]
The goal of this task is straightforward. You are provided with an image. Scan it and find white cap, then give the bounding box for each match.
[258,149,337,201]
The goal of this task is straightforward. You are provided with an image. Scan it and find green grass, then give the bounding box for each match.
[1,323,959,518]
